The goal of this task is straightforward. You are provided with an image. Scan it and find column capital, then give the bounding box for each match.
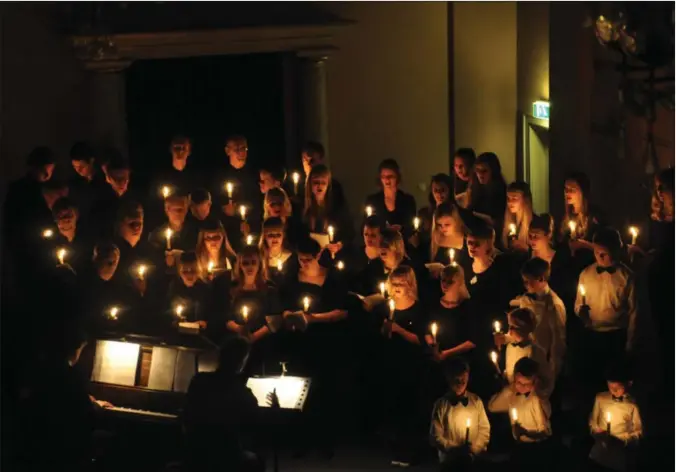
[297,46,338,63]
[72,36,133,73]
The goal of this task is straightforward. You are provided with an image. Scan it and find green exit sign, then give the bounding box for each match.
[532,101,550,120]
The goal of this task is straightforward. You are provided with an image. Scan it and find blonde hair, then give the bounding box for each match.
[380,227,407,266]
[195,224,236,282]
[258,217,289,275]
[303,164,332,232]
[441,264,470,300]
[387,265,418,301]
[502,184,533,249]
[263,187,293,220]
[231,245,267,297]
[430,202,465,260]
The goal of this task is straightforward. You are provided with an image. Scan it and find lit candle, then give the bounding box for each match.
[225,181,234,200]
[327,225,335,243]
[137,264,147,281]
[490,350,500,373]
[449,248,455,265]
[241,305,249,323]
[292,172,300,195]
[336,260,345,270]
[388,298,396,320]
[605,411,612,434]
[493,320,501,334]
[57,248,67,265]
[568,220,577,240]
[365,206,373,217]
[302,296,310,313]
[465,418,471,444]
[175,304,185,318]
[161,185,171,199]
[109,306,119,320]
[509,223,517,237]
[379,282,386,297]
[629,226,638,245]
[42,228,54,239]
[431,322,438,344]
[246,234,254,246]
[207,260,215,274]
[165,228,173,250]
[277,259,284,271]
[511,408,518,422]
[579,284,587,305]
[239,205,247,221]
[413,217,420,231]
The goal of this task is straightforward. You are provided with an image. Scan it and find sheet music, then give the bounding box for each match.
[173,350,196,393]
[246,376,311,410]
[91,340,140,386]
[148,347,177,391]
[309,232,330,248]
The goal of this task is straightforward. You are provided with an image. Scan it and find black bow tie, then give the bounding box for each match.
[510,341,531,348]
[525,293,538,301]
[449,396,469,407]
[612,395,624,403]
[597,266,617,275]
[515,392,531,398]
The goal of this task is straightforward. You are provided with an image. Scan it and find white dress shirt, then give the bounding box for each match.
[430,391,491,456]
[574,262,637,349]
[504,339,553,398]
[589,392,642,471]
[511,287,567,377]
[488,387,552,443]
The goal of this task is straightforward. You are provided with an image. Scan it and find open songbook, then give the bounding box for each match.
[309,232,331,248]
[348,292,386,311]
[424,262,446,277]
[246,376,311,410]
[282,312,308,332]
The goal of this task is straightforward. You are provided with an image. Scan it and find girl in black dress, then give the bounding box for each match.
[409,174,454,261]
[501,181,533,255]
[429,202,471,277]
[468,152,507,229]
[195,217,235,284]
[364,159,417,238]
[262,187,303,248]
[452,147,476,209]
[259,216,298,289]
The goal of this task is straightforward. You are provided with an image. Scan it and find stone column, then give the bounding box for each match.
[89,62,130,154]
[298,49,333,163]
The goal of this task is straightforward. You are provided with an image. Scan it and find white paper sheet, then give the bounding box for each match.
[246,376,311,410]
[91,340,140,386]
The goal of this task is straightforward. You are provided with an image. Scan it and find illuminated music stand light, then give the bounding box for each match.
[246,375,311,411]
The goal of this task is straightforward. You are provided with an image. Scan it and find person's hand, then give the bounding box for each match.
[510,239,529,252]
[165,249,182,267]
[430,345,443,362]
[493,333,507,348]
[223,201,236,217]
[513,421,526,438]
[133,278,147,296]
[95,399,114,409]
[240,221,250,236]
[579,304,592,326]
[196,320,208,329]
[569,239,590,255]
[327,242,343,256]
[627,244,646,260]
[304,312,316,325]
[266,389,280,409]
[408,232,420,248]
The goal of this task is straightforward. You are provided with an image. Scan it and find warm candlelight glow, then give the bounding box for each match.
[239,205,247,221]
[277,259,284,271]
[207,260,215,274]
[161,186,171,199]
[365,206,373,217]
[493,320,501,334]
[509,223,517,236]
[302,296,310,313]
[165,228,173,250]
[511,408,518,422]
[605,411,612,434]
[579,284,586,296]
[225,181,234,199]
[431,322,438,344]
[292,172,300,185]
[413,217,420,231]
[379,282,386,297]
[490,351,498,364]
[175,304,185,318]
[246,234,254,246]
[388,298,396,318]
[629,226,639,245]
[57,248,67,265]
[568,220,577,238]
[109,306,119,319]
[466,418,471,428]
[449,248,455,264]
[42,228,54,239]
[327,225,335,242]
[137,264,147,280]
[241,305,249,322]
[336,260,345,270]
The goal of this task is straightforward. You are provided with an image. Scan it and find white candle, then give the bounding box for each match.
[277,259,284,271]
[57,248,67,265]
[241,305,249,322]
[493,320,501,334]
[579,284,587,305]
[568,220,577,240]
[207,260,215,274]
[365,206,373,217]
[292,172,300,194]
[246,234,254,246]
[336,260,345,270]
[449,248,455,264]
[629,226,638,245]
[175,304,185,318]
[388,298,396,320]
[165,228,173,250]
[137,264,147,281]
[379,282,386,297]
[490,350,501,374]
[327,225,335,242]
[511,408,518,422]
[225,181,234,200]
[509,223,517,237]
[413,217,420,231]
[605,411,612,434]
[161,185,171,199]
[42,228,54,239]
[431,322,438,344]
[239,205,247,221]
[109,306,119,320]
[302,296,310,313]
[465,417,471,444]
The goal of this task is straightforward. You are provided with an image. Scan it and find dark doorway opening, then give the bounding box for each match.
[125,53,287,183]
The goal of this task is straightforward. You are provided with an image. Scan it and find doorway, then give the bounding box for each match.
[522,115,550,214]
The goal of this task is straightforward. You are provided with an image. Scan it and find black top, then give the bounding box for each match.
[365,189,417,237]
[427,299,479,352]
[228,285,282,333]
[69,173,107,220]
[469,181,507,226]
[467,253,521,319]
[386,301,427,367]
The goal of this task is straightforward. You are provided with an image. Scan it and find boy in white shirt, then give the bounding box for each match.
[488,357,552,470]
[430,359,490,471]
[588,364,642,472]
[494,308,552,398]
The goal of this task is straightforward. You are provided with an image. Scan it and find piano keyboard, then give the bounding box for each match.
[106,406,178,420]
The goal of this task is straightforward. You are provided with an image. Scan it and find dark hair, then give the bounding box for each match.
[465,217,494,241]
[179,250,198,265]
[656,168,675,193]
[190,188,211,205]
[592,227,623,256]
[263,216,284,231]
[70,142,94,162]
[218,336,251,373]
[508,307,536,334]
[529,213,554,235]
[507,181,533,200]
[514,357,539,379]
[428,173,454,210]
[27,146,56,167]
[51,197,77,217]
[41,179,68,193]
[363,215,384,230]
[106,152,130,173]
[226,135,247,146]
[56,321,89,362]
[443,357,470,381]
[565,171,591,197]
[302,141,325,160]
[521,257,550,281]
[260,166,287,184]
[170,135,191,146]
[297,236,321,257]
[93,242,119,261]
[166,188,190,200]
[380,227,402,247]
[605,362,631,384]
[198,217,224,233]
[377,159,402,183]
[476,153,505,182]
[116,198,143,223]
[454,147,476,164]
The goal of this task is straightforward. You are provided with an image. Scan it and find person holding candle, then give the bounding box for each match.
[187,188,214,223]
[588,364,642,472]
[259,217,298,289]
[111,199,155,281]
[412,173,454,249]
[428,202,470,271]
[42,197,91,275]
[351,215,385,288]
[262,187,303,248]
[364,159,417,239]
[452,148,477,209]
[195,218,236,284]
[68,141,106,220]
[258,165,285,196]
[148,190,192,269]
[501,181,533,255]
[430,359,491,471]
[300,141,347,208]
[488,357,552,470]
[574,228,637,395]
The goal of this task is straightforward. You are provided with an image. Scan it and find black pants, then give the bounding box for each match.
[439,448,474,472]
[511,439,553,471]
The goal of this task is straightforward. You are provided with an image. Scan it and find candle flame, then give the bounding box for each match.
[241,305,249,320]
[629,226,638,238]
[239,205,247,220]
[292,172,300,184]
[225,181,234,198]
[449,248,455,263]
[328,225,335,241]
[277,259,283,271]
[605,411,612,423]
[431,322,438,336]
[511,408,518,421]
[336,260,345,270]
[365,206,373,217]
[568,220,577,235]
[493,320,501,333]
[466,418,471,428]
[509,223,517,236]
[165,228,173,240]
[303,296,310,312]
[579,284,586,297]
[388,298,396,313]
[175,304,185,317]
[379,282,386,297]
[246,234,254,246]
[137,264,147,278]
[109,306,119,319]
[57,248,67,264]
[42,229,54,239]
[490,351,498,363]
[161,186,171,198]
[207,261,214,273]
[413,217,420,230]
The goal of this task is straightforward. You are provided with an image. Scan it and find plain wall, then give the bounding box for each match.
[453,2,518,183]
[323,2,450,219]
